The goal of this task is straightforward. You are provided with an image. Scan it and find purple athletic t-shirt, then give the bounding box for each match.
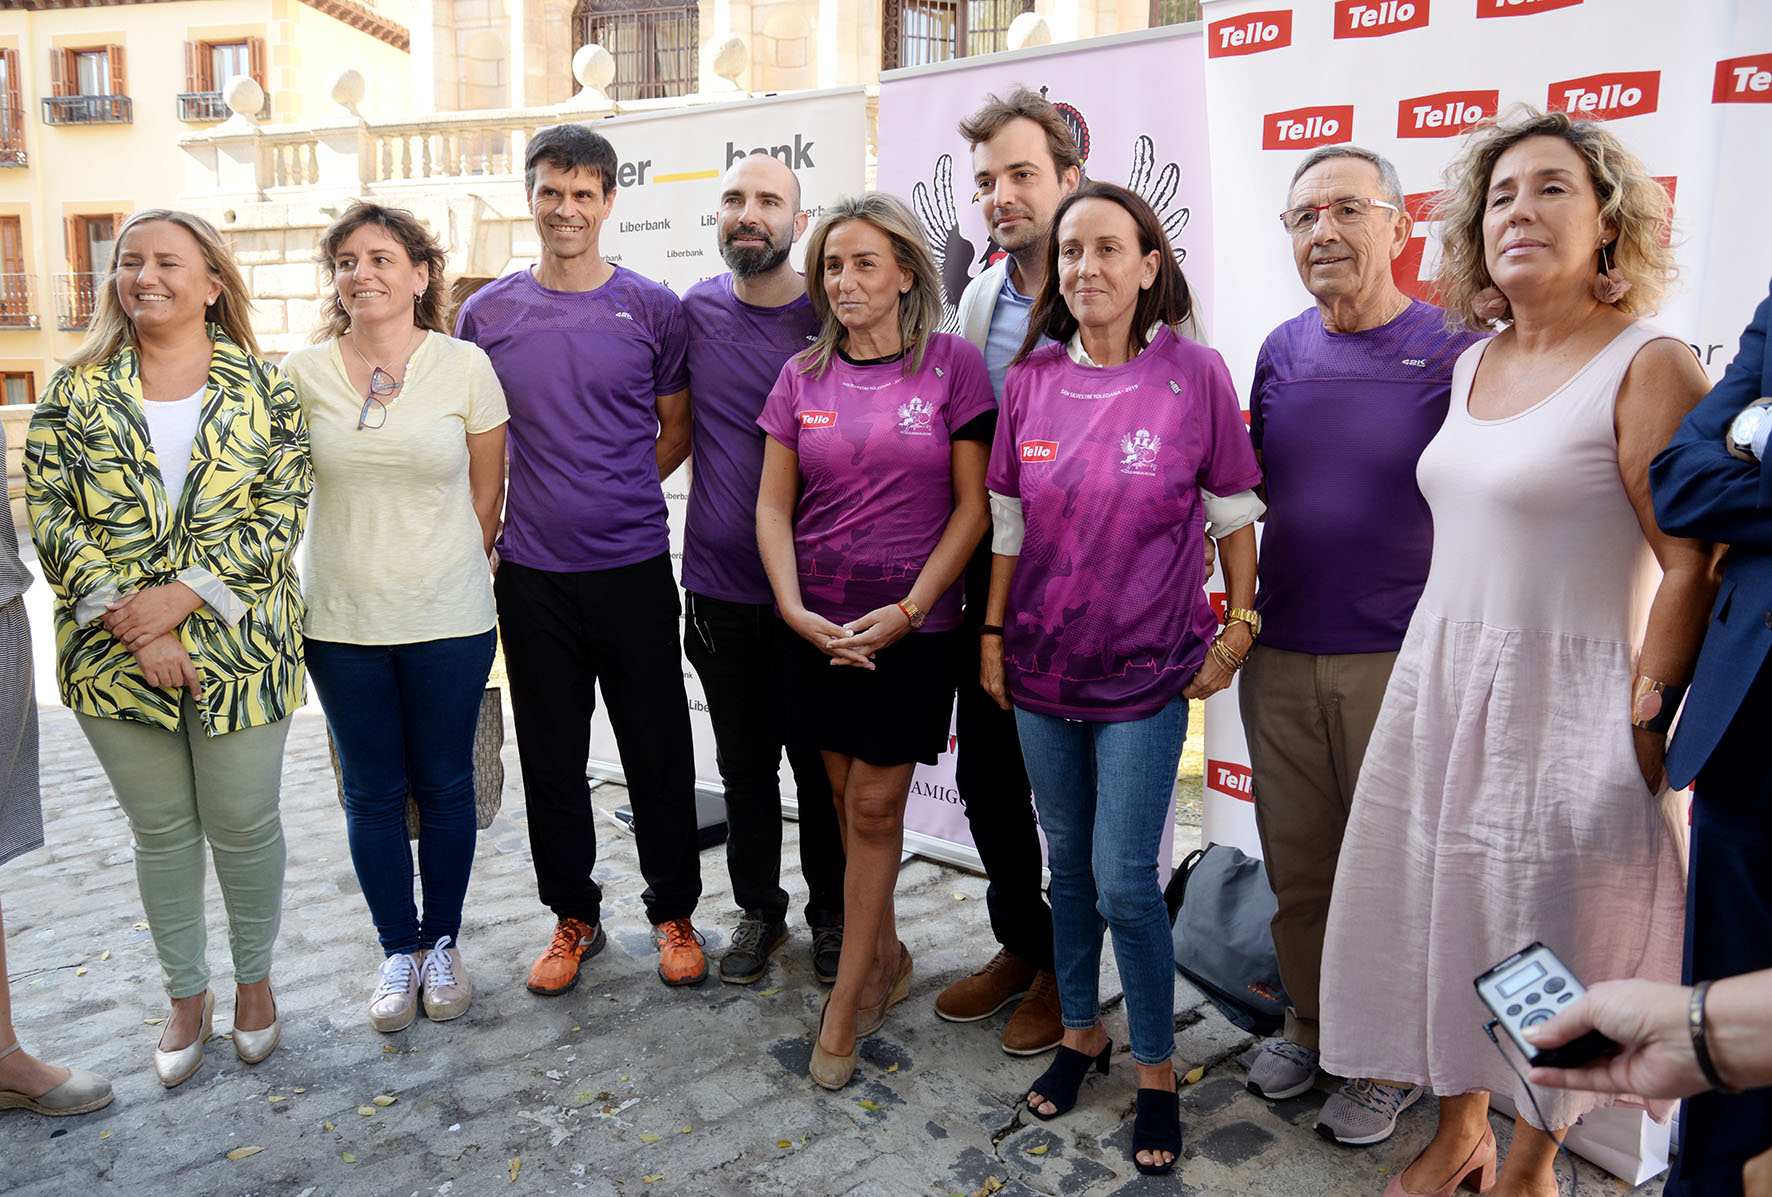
[989,327,1263,721]
[455,266,689,572]
[1250,300,1486,654]
[681,275,818,605]
[758,333,996,632]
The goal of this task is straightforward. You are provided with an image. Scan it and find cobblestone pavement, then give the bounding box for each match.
[0,700,1666,1196]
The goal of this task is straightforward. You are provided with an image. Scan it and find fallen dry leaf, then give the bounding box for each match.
[132,922,148,930]
[323,1121,335,1132]
[572,1026,581,1032]
[643,1176,663,1185]
[509,1158,520,1183]
[639,1133,660,1142]
[341,1152,357,1164]
[680,1126,691,1134]
[100,950,111,961]
[357,1106,376,1117]
[293,1087,306,1094]
[1182,1065,1205,1085]
[886,1062,900,1073]
[952,893,967,900]
[143,1018,164,1026]
[372,1095,397,1107]
[856,1099,882,1111]
[381,1046,397,1054]
[98,1131,109,1140]
[1027,1143,1049,1155]
[75,967,87,976]
[757,987,782,997]
[776,1140,792,1149]
[267,1096,286,1103]
[226,1146,263,1160]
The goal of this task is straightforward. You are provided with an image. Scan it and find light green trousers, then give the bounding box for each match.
[77,696,290,999]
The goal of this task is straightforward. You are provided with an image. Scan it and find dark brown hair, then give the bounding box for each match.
[311,202,451,342]
[1016,181,1193,363]
[956,87,1083,179]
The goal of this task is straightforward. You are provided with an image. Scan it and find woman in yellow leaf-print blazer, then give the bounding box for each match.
[28,328,310,733]
[23,210,308,1088]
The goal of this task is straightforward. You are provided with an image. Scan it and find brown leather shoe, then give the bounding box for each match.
[1002,969,1063,1055]
[527,918,604,996]
[934,948,1035,1022]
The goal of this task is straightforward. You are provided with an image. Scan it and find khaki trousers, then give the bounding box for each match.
[1238,644,1398,1051]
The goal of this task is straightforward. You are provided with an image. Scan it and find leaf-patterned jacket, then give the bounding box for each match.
[25,327,311,735]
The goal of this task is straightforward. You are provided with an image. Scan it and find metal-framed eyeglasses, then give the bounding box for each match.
[357,366,399,430]
[1278,196,1401,236]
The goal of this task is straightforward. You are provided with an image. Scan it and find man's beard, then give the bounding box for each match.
[722,228,792,279]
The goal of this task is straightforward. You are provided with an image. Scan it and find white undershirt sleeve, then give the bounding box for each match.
[1202,488,1265,538]
[988,491,1025,556]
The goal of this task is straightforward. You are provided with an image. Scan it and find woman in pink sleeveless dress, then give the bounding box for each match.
[1318,107,1717,1197]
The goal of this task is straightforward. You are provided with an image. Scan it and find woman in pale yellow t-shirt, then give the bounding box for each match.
[282,202,508,1035]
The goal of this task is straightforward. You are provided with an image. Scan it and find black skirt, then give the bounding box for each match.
[778,622,960,767]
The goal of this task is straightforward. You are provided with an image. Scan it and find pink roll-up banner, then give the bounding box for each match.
[876,25,1214,875]
[1200,0,1772,1181]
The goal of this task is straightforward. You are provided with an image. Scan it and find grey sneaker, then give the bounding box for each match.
[719,917,788,985]
[1247,1038,1320,1100]
[1314,1077,1424,1145]
[810,923,843,985]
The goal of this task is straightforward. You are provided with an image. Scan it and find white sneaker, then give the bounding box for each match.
[368,952,421,1033]
[420,936,473,1022]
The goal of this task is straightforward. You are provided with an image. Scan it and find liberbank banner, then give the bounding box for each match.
[1199,0,1771,1182]
[579,89,867,798]
[877,25,1211,871]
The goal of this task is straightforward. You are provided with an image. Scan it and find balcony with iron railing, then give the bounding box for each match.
[53,273,102,331]
[178,91,271,123]
[42,95,133,126]
[0,276,40,330]
[0,106,23,166]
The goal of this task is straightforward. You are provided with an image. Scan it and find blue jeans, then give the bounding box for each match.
[307,630,497,956]
[1015,695,1187,1067]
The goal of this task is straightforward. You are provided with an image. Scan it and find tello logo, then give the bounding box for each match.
[1263,105,1353,150]
[1476,0,1581,15]
[1334,0,1428,39]
[1391,190,1444,304]
[798,410,836,429]
[1206,9,1292,57]
[1714,54,1772,104]
[1208,590,1228,622]
[1208,760,1255,802]
[1019,439,1059,463]
[1550,71,1660,121]
[1398,89,1497,137]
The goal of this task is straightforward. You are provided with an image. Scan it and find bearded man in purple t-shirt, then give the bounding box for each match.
[455,124,707,993]
[679,153,847,988]
[1239,145,1486,1144]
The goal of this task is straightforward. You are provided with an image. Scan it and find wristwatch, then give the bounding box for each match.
[1726,398,1772,463]
[1225,607,1262,639]
[896,598,926,629]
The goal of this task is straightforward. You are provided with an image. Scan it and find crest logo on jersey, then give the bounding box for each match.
[896,397,936,436]
[1120,429,1162,476]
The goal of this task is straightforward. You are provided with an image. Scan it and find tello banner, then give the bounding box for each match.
[1333,0,1430,39]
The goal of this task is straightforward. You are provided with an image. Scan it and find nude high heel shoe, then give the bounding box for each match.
[233,985,281,1065]
[1383,1124,1497,1197]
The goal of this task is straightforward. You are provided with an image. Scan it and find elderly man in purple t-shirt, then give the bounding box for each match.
[680,153,847,987]
[455,124,707,993]
[1239,145,1486,1145]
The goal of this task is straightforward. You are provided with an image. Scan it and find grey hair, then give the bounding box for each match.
[1286,145,1406,210]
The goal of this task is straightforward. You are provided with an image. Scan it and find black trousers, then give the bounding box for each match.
[495,555,701,927]
[1668,656,1772,1197]
[684,591,844,928]
[954,537,1054,972]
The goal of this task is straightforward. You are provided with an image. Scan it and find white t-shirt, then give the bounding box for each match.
[142,385,206,510]
[282,332,510,645]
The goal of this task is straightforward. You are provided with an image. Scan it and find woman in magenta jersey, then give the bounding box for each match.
[982,181,1262,1176]
[756,193,993,1090]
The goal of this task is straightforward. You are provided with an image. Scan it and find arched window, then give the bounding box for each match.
[572,0,700,100]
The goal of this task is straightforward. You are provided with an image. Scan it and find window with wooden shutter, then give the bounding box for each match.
[0,49,22,165]
[0,216,30,329]
[247,37,266,89]
[106,45,127,97]
[48,48,70,99]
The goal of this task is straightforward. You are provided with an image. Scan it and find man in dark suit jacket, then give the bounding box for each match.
[1650,277,1772,1197]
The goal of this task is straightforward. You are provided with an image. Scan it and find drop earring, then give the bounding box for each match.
[1594,239,1632,304]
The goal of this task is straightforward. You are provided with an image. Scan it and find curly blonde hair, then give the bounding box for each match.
[1433,105,1675,329]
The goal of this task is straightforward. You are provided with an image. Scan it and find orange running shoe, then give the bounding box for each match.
[652,918,708,986]
[526,917,604,996]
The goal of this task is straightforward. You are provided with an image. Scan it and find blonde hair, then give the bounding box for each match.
[1433,104,1675,329]
[798,193,943,378]
[64,209,258,369]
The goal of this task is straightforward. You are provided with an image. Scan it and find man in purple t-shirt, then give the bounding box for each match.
[680,153,846,987]
[455,124,706,993]
[1240,146,1486,1144]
